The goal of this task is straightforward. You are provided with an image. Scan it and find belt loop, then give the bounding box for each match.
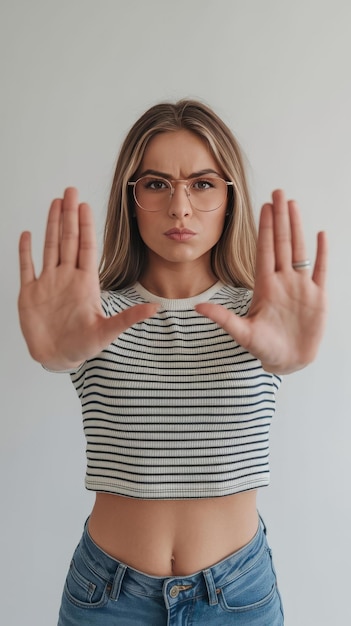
[109,563,127,601]
[202,569,218,606]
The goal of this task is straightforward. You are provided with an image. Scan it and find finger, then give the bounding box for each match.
[60,187,80,265]
[19,231,36,286]
[43,198,62,268]
[289,200,308,266]
[195,303,251,349]
[78,203,98,272]
[255,203,275,280]
[102,303,161,342]
[312,231,328,288]
[272,189,292,270]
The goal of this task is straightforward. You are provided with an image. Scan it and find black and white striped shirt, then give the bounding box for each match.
[70,282,281,500]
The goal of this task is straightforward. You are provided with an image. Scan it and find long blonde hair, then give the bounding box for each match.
[99,99,257,290]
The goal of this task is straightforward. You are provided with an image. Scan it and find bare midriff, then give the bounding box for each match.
[88,490,259,577]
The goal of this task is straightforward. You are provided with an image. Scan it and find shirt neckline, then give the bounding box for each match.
[133,281,224,310]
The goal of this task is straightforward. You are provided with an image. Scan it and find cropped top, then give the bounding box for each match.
[69,281,281,500]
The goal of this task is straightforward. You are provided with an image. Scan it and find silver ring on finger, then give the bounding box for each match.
[292,259,311,270]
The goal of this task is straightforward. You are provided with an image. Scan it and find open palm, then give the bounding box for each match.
[196,190,328,374]
[18,188,159,370]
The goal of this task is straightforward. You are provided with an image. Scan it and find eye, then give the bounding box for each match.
[191,178,216,191]
[143,178,169,191]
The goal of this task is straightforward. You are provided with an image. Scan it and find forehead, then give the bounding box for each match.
[140,129,221,176]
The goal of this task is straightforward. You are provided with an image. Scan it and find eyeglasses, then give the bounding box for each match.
[128,175,234,212]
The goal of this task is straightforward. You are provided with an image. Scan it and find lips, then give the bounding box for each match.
[164,228,196,241]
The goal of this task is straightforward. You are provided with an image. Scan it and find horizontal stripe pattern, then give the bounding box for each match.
[70,282,281,499]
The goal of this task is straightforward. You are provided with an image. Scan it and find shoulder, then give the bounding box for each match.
[100,285,146,317]
[211,284,252,317]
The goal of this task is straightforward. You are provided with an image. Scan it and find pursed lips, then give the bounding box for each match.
[164,228,196,241]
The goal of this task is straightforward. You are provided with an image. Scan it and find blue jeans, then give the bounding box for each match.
[58,516,284,625]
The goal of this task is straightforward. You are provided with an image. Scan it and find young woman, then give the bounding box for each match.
[18,100,327,625]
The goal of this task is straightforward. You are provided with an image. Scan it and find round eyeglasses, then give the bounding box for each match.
[128,175,234,212]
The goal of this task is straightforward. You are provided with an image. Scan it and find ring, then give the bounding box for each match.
[292,259,311,270]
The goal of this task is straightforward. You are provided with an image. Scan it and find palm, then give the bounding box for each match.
[18,188,158,370]
[196,190,328,374]
[19,264,102,366]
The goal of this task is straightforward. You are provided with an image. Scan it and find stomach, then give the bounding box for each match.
[87,490,258,576]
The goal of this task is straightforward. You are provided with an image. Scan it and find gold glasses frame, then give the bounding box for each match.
[128,175,234,212]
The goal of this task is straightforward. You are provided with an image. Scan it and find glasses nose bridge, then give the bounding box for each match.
[168,180,192,216]
[169,179,191,203]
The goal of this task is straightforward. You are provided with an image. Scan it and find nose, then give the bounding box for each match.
[167,183,192,218]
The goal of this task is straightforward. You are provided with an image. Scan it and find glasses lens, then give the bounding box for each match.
[188,176,227,211]
[134,176,228,212]
[134,176,172,212]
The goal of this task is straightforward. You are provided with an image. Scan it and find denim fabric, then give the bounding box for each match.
[58,516,284,625]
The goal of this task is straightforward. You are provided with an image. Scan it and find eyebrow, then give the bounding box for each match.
[138,168,222,179]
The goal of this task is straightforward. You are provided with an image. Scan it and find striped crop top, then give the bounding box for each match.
[69,281,281,500]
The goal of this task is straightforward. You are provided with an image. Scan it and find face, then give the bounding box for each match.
[134,129,228,275]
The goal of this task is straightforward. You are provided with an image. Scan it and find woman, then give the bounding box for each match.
[18,100,327,625]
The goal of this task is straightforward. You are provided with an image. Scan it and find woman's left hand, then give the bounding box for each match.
[195,189,328,374]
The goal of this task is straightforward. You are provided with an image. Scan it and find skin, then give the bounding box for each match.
[134,130,228,299]
[18,130,328,576]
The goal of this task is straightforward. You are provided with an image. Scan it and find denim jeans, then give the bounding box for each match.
[58,516,284,625]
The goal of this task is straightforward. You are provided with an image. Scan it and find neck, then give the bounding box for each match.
[139,262,218,300]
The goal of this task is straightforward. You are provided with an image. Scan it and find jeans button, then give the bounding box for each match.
[169,585,179,598]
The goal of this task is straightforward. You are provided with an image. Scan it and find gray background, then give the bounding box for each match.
[1,1,350,624]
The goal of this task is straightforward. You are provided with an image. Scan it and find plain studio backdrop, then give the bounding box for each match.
[1,1,350,624]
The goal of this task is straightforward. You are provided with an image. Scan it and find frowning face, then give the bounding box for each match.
[134,129,229,274]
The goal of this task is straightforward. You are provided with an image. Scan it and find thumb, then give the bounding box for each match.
[195,302,251,348]
[100,302,160,344]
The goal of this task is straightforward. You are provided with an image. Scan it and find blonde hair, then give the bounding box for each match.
[99,99,257,290]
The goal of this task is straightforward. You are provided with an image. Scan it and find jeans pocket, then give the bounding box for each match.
[64,555,109,609]
[219,547,278,613]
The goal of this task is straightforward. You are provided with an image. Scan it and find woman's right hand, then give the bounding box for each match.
[18,187,159,371]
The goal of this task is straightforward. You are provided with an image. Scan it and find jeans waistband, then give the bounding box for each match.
[77,514,268,607]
